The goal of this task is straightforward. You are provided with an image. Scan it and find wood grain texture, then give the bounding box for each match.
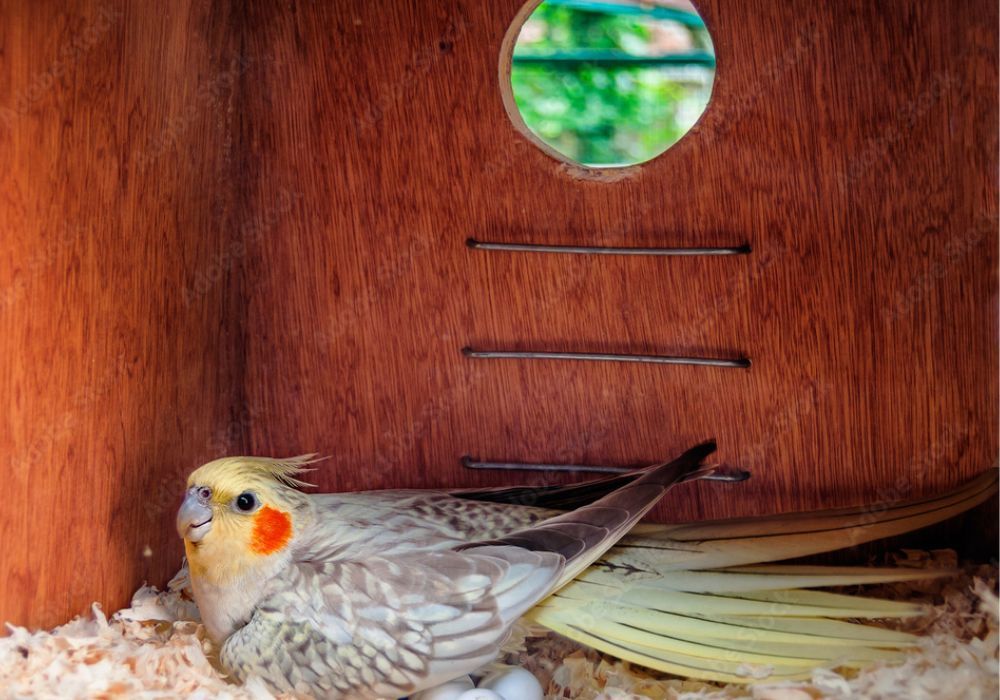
[0,0,247,628]
[0,0,996,627]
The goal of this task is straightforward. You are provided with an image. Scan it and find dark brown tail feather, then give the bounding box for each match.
[452,441,720,511]
[459,441,717,569]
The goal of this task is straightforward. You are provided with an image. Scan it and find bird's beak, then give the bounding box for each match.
[177,487,213,543]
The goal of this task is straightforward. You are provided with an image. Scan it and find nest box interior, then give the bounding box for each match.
[0,0,996,631]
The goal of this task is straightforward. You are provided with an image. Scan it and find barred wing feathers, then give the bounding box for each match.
[221,547,562,697]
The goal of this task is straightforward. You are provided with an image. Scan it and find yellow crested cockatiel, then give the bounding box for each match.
[176,441,997,698]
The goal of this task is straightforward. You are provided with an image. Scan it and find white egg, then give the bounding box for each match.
[456,690,503,700]
[477,666,544,700]
[411,675,475,700]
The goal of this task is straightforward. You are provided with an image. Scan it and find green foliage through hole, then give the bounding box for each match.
[510,0,715,167]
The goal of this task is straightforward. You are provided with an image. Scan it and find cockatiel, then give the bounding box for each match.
[176,441,997,698]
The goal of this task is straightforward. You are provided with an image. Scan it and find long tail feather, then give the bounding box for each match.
[535,598,918,645]
[576,565,948,593]
[550,579,927,619]
[608,470,997,571]
[531,594,917,682]
[528,613,861,683]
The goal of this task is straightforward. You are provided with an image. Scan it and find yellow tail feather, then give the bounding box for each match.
[528,471,997,684]
[610,470,996,572]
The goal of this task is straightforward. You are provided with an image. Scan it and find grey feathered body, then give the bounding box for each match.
[217,444,707,699]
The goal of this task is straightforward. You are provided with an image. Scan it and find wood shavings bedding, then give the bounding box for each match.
[0,551,995,700]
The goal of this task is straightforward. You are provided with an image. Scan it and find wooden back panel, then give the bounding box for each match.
[0,0,996,627]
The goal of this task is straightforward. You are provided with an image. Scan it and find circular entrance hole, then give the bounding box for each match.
[502,0,715,168]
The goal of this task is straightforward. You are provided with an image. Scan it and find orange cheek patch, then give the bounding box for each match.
[250,506,292,555]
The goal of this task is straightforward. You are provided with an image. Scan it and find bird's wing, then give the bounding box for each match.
[450,470,651,510]
[220,546,562,698]
[296,490,558,562]
[462,442,719,589]
[449,455,734,511]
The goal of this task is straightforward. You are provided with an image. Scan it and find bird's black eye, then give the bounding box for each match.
[235,492,257,512]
